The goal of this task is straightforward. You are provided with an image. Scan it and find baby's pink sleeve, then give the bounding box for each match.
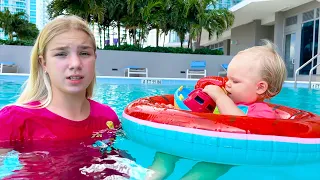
[247,103,277,119]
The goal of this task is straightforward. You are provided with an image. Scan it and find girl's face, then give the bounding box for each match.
[40,29,96,97]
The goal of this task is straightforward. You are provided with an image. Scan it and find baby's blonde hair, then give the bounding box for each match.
[239,39,287,99]
[16,15,97,108]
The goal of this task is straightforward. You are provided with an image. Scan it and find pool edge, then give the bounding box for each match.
[0,73,319,89]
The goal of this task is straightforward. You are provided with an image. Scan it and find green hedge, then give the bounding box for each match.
[0,39,35,46]
[0,40,224,55]
[104,45,224,55]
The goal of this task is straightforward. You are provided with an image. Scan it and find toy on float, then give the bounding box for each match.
[174,76,247,114]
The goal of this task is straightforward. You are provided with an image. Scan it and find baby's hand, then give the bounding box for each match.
[202,85,227,101]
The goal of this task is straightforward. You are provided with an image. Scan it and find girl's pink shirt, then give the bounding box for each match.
[0,99,120,141]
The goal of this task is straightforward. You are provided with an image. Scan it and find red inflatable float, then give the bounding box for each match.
[122,76,320,165]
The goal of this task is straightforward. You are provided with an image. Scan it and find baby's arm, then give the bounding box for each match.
[203,85,245,116]
[215,94,246,116]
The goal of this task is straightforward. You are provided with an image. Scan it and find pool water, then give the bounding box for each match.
[0,78,320,179]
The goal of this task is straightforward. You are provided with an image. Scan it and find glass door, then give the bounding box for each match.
[284,33,296,78]
[299,9,319,75]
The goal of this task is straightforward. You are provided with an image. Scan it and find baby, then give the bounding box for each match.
[203,39,287,118]
[146,40,287,180]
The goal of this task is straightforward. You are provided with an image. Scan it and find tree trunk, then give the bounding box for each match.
[190,33,193,49]
[103,26,106,48]
[99,26,102,48]
[138,30,141,47]
[156,28,159,47]
[117,21,121,46]
[107,27,110,46]
[178,32,185,48]
[140,29,144,47]
[163,34,165,47]
[195,31,202,49]
[133,29,137,45]
[9,33,13,41]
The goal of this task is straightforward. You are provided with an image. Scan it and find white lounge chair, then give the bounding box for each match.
[186,61,206,79]
[124,66,148,77]
[0,62,18,73]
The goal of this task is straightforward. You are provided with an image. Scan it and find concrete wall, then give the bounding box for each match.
[256,25,274,45]
[274,12,285,57]
[230,21,257,55]
[0,45,233,78]
[200,29,231,47]
[230,20,275,55]
[223,39,231,55]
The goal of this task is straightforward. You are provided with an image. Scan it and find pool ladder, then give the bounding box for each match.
[294,53,320,89]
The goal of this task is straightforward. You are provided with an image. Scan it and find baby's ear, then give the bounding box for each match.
[256,81,268,95]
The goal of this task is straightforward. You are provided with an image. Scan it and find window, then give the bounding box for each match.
[16,2,25,8]
[30,18,36,24]
[30,11,36,17]
[30,4,36,10]
[208,41,224,51]
[303,10,314,22]
[285,16,297,26]
[299,8,319,75]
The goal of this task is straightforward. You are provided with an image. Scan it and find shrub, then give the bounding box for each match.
[104,45,223,55]
[0,40,224,55]
[0,39,35,46]
[193,48,224,55]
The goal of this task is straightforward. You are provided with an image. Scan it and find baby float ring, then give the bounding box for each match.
[122,76,320,166]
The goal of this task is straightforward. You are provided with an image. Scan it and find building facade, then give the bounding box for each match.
[35,0,51,30]
[200,0,320,78]
[0,0,51,39]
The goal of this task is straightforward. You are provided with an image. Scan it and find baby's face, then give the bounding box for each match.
[225,52,263,104]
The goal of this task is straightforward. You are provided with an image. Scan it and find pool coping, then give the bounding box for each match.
[0,73,320,89]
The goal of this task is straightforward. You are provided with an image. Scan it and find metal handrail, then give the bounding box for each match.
[294,54,319,88]
[308,61,320,89]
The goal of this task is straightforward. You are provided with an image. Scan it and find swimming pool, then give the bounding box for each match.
[0,74,320,179]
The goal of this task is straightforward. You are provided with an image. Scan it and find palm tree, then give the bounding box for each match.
[123,0,146,46]
[47,0,104,23]
[185,0,234,49]
[16,20,39,40]
[100,9,113,47]
[169,0,190,47]
[0,9,28,40]
[47,0,234,49]
[108,0,127,46]
[140,0,165,47]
